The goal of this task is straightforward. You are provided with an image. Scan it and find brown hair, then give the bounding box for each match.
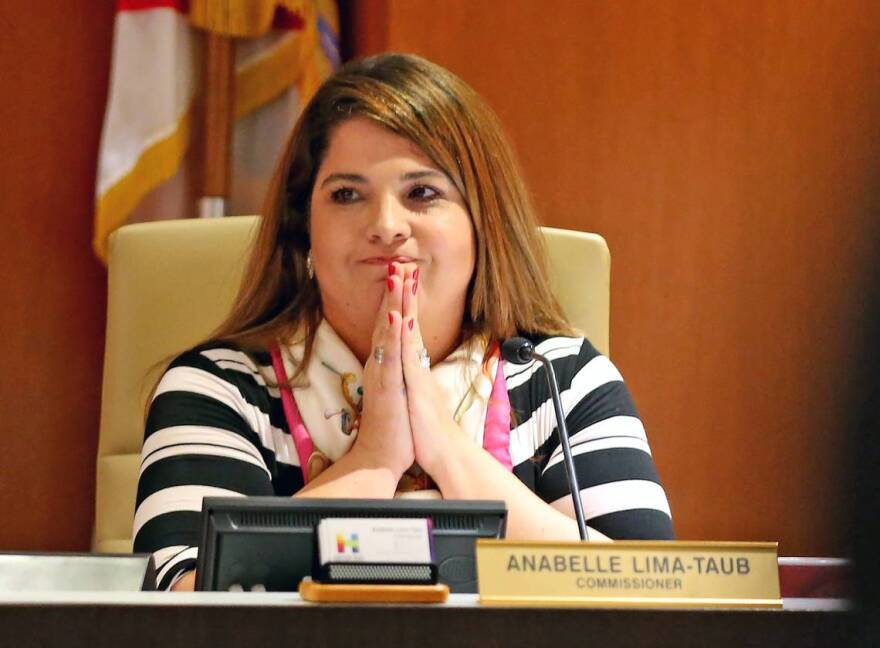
[212,53,574,367]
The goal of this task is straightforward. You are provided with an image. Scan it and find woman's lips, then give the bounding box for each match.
[359,256,416,265]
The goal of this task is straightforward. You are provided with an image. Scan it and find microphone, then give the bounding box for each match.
[501,337,589,541]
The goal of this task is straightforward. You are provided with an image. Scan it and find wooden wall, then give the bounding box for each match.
[349,0,880,555]
[0,2,114,550]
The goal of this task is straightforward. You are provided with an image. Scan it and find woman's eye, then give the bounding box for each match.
[330,187,360,204]
[408,185,441,202]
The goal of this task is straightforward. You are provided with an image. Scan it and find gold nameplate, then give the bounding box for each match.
[476,540,781,608]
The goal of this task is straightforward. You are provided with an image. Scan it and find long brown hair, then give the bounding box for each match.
[213,53,574,367]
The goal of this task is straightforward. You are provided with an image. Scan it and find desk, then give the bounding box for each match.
[0,592,854,648]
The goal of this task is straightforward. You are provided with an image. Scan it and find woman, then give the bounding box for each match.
[134,53,674,591]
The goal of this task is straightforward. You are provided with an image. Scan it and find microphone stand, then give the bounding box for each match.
[502,338,589,541]
[532,351,590,541]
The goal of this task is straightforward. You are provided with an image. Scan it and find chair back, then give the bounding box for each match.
[92,215,610,552]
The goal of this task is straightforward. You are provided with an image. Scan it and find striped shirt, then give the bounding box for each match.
[134,334,673,589]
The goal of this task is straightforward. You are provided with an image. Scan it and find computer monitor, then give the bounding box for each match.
[195,497,507,593]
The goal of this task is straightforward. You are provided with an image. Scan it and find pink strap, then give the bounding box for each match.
[482,346,514,471]
[270,345,315,483]
[270,343,514,482]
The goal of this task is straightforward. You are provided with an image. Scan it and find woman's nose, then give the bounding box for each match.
[366,195,411,245]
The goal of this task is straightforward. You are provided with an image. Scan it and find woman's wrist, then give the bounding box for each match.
[170,570,196,591]
[296,443,402,499]
[348,441,409,483]
[420,427,470,492]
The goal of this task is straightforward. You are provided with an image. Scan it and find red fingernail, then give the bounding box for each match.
[413,268,420,281]
[387,277,394,291]
[407,318,414,331]
[388,312,394,325]
[412,281,418,295]
[387,262,394,276]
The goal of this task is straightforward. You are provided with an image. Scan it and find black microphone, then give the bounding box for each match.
[501,337,589,541]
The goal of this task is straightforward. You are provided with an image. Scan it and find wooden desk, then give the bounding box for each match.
[0,592,856,648]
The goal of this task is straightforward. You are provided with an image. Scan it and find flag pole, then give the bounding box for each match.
[200,31,234,218]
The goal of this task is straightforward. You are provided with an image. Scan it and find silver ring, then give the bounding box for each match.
[373,346,385,364]
[417,348,430,369]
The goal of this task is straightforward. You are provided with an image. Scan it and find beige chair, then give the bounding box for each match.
[92,216,610,553]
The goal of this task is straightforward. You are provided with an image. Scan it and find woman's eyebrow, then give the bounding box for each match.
[401,170,445,181]
[319,172,367,188]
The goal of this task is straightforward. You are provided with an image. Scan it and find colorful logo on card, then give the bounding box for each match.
[336,533,360,554]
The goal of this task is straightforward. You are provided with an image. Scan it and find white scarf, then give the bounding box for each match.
[278,320,498,494]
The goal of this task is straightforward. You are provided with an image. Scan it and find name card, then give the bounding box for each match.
[476,540,781,608]
[314,518,436,585]
[317,518,433,566]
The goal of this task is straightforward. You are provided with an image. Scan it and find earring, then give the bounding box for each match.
[306,251,315,279]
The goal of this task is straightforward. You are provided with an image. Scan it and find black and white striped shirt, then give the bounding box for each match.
[134,334,673,589]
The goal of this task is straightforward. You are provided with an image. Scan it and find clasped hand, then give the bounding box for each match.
[354,262,459,481]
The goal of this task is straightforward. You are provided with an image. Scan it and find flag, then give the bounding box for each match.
[94,0,339,260]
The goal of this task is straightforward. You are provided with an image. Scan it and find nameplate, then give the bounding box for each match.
[0,552,156,592]
[476,540,781,608]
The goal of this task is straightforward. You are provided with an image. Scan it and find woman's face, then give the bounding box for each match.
[309,117,475,350]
